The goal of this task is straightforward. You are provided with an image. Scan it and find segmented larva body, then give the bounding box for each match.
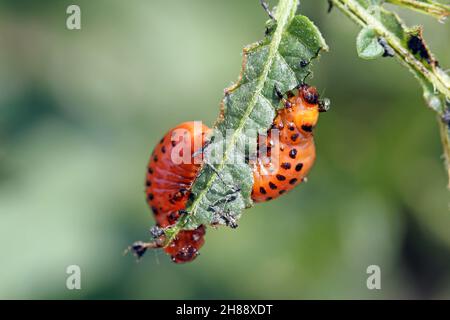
[251,85,319,202]
[143,85,322,263]
[145,122,209,263]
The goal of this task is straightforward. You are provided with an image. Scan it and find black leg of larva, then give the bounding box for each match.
[124,240,161,260]
[274,84,292,108]
[260,0,275,20]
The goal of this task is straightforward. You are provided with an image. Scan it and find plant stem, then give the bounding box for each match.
[331,0,450,187]
[386,0,450,21]
[438,119,450,187]
[332,0,450,98]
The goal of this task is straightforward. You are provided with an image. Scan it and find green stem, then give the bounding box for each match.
[332,0,450,98]
[386,0,450,21]
[438,119,450,188]
[331,0,450,187]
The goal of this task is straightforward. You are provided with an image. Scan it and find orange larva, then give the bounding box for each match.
[251,84,321,202]
[145,122,209,263]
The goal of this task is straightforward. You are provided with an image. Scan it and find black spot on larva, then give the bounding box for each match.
[276,174,286,181]
[291,133,299,141]
[281,162,291,170]
[168,212,178,222]
[408,35,431,63]
[295,163,303,172]
[260,187,267,194]
[145,180,151,187]
[288,123,295,131]
[153,155,158,162]
[269,182,277,190]
[289,178,298,185]
[171,140,177,147]
[151,206,158,214]
[172,191,185,202]
[148,167,153,174]
[147,193,154,200]
[289,148,297,159]
[301,125,313,132]
[161,146,166,153]
[279,190,286,195]
[266,197,273,201]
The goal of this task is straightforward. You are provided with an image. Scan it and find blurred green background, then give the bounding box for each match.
[0,0,449,299]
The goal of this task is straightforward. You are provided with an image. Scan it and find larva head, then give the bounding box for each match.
[292,84,320,134]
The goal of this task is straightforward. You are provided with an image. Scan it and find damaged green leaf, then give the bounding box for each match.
[164,0,328,242]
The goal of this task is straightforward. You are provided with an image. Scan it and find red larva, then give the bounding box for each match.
[140,85,324,263]
[145,122,209,263]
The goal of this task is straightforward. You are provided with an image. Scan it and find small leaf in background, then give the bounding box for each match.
[331,0,450,186]
[356,27,384,59]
